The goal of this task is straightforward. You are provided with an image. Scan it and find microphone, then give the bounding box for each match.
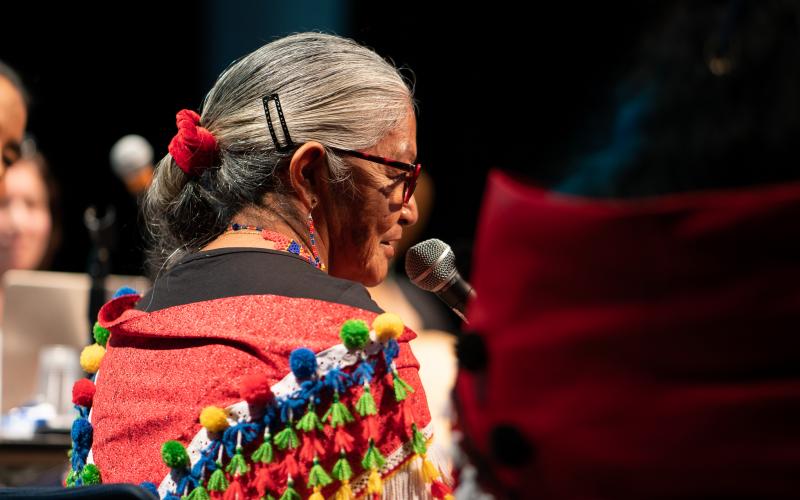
[405,238,476,323]
[110,134,154,196]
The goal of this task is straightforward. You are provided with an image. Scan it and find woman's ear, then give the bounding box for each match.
[287,141,326,210]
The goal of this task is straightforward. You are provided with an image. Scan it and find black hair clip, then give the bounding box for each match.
[262,93,295,153]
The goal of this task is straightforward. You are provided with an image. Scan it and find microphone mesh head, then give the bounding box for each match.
[405,238,456,292]
[110,134,153,177]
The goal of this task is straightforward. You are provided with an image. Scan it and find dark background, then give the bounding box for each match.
[0,1,656,278]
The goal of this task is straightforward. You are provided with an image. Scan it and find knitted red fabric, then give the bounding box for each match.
[167,109,218,176]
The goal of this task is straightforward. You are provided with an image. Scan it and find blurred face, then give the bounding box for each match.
[322,109,419,286]
[0,77,27,185]
[0,159,52,272]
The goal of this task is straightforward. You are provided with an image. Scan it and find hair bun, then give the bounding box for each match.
[167,109,218,177]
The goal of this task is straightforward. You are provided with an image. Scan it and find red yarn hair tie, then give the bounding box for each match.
[167,109,218,177]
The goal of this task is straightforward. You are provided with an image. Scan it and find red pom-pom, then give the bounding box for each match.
[72,378,96,407]
[431,480,452,498]
[238,374,274,406]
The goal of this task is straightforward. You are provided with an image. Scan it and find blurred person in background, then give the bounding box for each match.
[0,61,27,188]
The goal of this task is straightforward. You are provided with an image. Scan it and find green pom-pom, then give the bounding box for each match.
[356,386,378,417]
[296,404,324,433]
[323,393,354,428]
[93,322,111,348]
[361,439,385,470]
[81,463,102,485]
[411,423,427,456]
[225,446,249,477]
[207,463,229,492]
[279,479,301,500]
[307,458,333,488]
[186,485,210,500]
[332,451,353,482]
[393,371,414,402]
[251,438,274,464]
[274,425,299,450]
[65,469,77,487]
[161,440,189,468]
[339,319,370,350]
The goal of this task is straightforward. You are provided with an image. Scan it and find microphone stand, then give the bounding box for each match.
[84,206,116,346]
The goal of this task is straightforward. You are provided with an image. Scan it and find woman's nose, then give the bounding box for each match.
[400,194,419,227]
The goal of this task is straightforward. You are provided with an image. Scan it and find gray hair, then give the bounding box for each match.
[142,32,415,276]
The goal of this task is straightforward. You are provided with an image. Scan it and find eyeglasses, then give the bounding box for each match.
[331,148,422,204]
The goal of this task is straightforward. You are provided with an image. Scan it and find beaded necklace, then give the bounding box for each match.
[225,223,327,272]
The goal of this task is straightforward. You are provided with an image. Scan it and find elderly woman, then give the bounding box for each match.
[69,33,449,500]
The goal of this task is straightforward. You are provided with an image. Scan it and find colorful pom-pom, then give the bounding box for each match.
[372,312,404,342]
[289,347,317,380]
[199,406,229,433]
[72,378,96,407]
[112,286,139,298]
[161,440,189,468]
[79,343,106,374]
[92,322,111,348]
[81,463,102,485]
[71,417,93,450]
[238,373,274,406]
[339,319,370,350]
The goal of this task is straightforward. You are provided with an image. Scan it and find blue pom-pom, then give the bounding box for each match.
[71,417,93,450]
[139,482,159,496]
[289,347,317,380]
[112,286,138,298]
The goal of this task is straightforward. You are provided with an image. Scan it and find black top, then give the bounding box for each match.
[136,247,383,314]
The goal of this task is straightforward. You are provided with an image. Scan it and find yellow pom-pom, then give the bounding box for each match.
[444,495,455,500]
[372,312,404,342]
[367,468,382,495]
[309,486,324,500]
[334,480,354,500]
[421,455,440,483]
[79,344,106,373]
[199,406,229,433]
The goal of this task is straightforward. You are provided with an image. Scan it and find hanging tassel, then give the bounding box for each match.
[361,439,386,471]
[225,446,249,476]
[307,457,333,489]
[207,462,229,493]
[185,485,211,500]
[308,486,325,500]
[300,432,326,463]
[361,414,380,443]
[411,423,427,456]
[324,392,354,428]
[366,468,382,496]
[255,466,278,498]
[331,451,352,483]
[274,425,299,451]
[392,370,414,402]
[296,403,324,432]
[222,477,244,500]
[281,452,301,479]
[333,480,354,500]
[355,385,377,417]
[279,478,301,500]
[252,429,274,464]
[421,454,440,483]
[333,427,354,453]
[430,479,454,499]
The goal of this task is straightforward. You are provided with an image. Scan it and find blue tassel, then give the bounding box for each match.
[112,286,139,298]
[324,367,352,393]
[74,404,89,419]
[221,422,260,457]
[279,395,308,423]
[298,379,325,402]
[352,359,376,385]
[139,482,159,496]
[383,339,400,366]
[164,493,182,500]
[70,418,93,469]
[176,474,199,495]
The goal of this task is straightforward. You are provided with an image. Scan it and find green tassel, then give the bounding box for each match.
[355,385,378,417]
[207,463,229,492]
[307,457,333,488]
[361,439,386,470]
[411,423,427,456]
[323,392,354,427]
[185,485,210,500]
[251,438,274,464]
[393,371,414,402]
[296,404,324,433]
[81,464,102,485]
[279,479,301,500]
[65,469,77,487]
[274,425,299,450]
[331,451,353,482]
[225,446,249,476]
